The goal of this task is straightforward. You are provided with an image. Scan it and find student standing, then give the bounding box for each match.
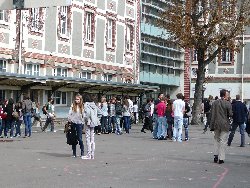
[68,94,84,158]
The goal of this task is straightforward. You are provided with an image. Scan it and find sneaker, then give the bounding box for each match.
[81,155,91,160]
[97,132,101,135]
[214,155,218,163]
[0,135,3,138]
[72,155,76,158]
[53,130,57,133]
[10,136,13,139]
[218,160,224,164]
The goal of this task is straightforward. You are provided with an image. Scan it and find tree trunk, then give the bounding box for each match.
[191,50,206,126]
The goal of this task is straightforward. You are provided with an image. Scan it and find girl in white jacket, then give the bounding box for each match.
[82,94,101,159]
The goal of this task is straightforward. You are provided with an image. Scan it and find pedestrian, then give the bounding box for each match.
[166,100,174,139]
[22,96,33,137]
[0,102,7,138]
[123,98,131,134]
[156,97,167,140]
[182,96,191,141]
[152,93,164,139]
[227,95,248,147]
[141,98,153,133]
[109,97,116,133]
[14,102,23,137]
[210,89,233,164]
[115,97,123,135]
[67,94,84,158]
[42,98,56,132]
[82,94,101,159]
[133,102,139,124]
[100,97,108,134]
[203,97,212,133]
[172,93,185,142]
[32,102,42,128]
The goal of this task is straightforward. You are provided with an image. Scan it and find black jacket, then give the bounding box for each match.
[232,101,248,124]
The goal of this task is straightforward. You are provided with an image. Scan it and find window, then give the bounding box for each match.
[0,60,7,72]
[221,48,233,63]
[59,6,68,36]
[126,25,134,51]
[0,90,5,100]
[79,71,92,79]
[193,49,198,62]
[31,8,40,31]
[54,91,67,105]
[85,12,94,43]
[25,64,40,76]
[103,74,112,81]
[0,10,8,23]
[106,18,116,48]
[53,68,68,77]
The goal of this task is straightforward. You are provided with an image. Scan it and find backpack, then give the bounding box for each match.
[66,127,78,145]
[42,104,48,115]
[115,103,123,115]
[23,99,33,113]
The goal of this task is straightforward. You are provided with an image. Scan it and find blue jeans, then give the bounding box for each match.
[183,118,189,140]
[115,115,122,134]
[173,116,183,142]
[101,116,108,133]
[15,120,22,136]
[152,114,158,138]
[71,123,84,156]
[23,112,32,136]
[228,122,245,146]
[123,116,130,133]
[157,116,167,138]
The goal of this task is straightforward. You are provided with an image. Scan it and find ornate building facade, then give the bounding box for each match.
[0,0,157,109]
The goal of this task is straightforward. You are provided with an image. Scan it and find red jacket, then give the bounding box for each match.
[156,101,166,117]
[0,107,7,119]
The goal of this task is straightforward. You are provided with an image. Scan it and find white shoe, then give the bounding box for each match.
[81,155,91,160]
[53,130,57,133]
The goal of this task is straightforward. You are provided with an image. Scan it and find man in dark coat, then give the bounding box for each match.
[227,95,248,147]
[210,89,232,164]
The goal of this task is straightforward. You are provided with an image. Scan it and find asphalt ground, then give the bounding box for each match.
[0,125,249,188]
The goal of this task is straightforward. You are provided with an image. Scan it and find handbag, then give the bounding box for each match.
[12,111,19,119]
[65,122,78,145]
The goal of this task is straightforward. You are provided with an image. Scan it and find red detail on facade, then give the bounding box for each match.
[184,49,191,101]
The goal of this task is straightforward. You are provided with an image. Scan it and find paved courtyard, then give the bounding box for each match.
[0,125,249,188]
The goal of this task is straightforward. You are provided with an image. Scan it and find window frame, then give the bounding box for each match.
[54,91,67,105]
[0,59,7,72]
[79,71,92,79]
[221,48,233,63]
[53,67,68,77]
[0,10,8,24]
[85,12,94,43]
[30,8,40,32]
[24,64,40,76]
[103,74,113,82]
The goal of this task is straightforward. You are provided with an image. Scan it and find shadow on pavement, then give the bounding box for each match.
[38,152,71,158]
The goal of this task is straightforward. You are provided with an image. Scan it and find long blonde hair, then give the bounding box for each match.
[72,94,83,113]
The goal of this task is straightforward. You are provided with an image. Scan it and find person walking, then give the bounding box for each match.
[22,96,33,137]
[210,89,233,164]
[133,102,139,124]
[42,98,56,132]
[68,94,84,158]
[82,94,101,159]
[172,93,185,142]
[227,95,248,147]
[14,102,23,137]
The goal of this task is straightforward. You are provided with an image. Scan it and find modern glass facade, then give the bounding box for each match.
[140,0,184,98]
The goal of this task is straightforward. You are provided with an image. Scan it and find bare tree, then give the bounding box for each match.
[158,0,250,125]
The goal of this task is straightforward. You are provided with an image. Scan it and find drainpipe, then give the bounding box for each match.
[18,9,23,74]
[189,48,193,103]
[241,32,244,102]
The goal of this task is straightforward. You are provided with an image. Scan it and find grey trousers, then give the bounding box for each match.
[85,125,95,157]
[214,130,228,160]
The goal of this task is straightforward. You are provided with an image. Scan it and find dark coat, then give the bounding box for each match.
[210,99,233,132]
[232,101,248,124]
